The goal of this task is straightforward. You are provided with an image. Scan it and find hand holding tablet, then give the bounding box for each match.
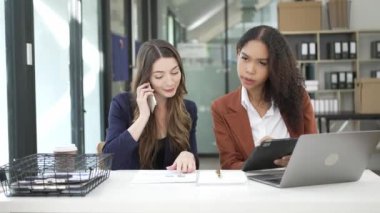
[242,138,298,171]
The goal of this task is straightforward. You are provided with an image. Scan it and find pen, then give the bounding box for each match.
[216,168,221,178]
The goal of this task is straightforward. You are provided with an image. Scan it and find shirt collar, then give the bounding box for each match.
[241,86,250,110]
[241,86,275,117]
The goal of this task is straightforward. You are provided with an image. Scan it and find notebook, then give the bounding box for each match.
[246,130,380,188]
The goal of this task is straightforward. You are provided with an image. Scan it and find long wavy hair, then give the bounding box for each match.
[236,25,305,132]
[132,39,191,169]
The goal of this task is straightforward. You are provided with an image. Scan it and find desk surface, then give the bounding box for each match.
[315,111,380,119]
[315,111,380,132]
[1,170,380,213]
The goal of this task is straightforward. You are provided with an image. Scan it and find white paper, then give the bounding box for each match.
[335,42,341,53]
[131,170,197,184]
[301,43,308,55]
[309,42,316,55]
[342,42,349,52]
[197,170,247,185]
[350,41,356,54]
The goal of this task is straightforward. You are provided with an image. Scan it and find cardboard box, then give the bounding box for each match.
[278,1,322,31]
[355,78,380,114]
[327,0,350,29]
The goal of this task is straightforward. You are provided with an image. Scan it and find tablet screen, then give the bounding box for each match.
[242,138,298,171]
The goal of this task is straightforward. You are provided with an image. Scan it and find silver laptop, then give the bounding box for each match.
[367,141,380,175]
[246,130,380,188]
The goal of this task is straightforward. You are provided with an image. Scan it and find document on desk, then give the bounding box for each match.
[197,170,247,185]
[130,170,197,184]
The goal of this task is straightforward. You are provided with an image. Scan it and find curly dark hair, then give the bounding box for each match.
[236,25,305,132]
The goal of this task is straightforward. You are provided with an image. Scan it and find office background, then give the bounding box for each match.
[1,0,380,166]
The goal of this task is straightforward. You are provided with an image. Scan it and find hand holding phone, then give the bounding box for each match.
[147,95,157,112]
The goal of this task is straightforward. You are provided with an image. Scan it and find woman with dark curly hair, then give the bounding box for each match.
[104,39,198,172]
[211,25,317,169]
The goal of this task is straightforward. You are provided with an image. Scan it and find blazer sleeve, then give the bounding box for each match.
[302,92,318,134]
[211,101,244,170]
[103,94,139,170]
[186,100,199,169]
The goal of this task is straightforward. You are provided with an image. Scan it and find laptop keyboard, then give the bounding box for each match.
[248,170,285,185]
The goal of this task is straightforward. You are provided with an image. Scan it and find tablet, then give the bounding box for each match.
[242,138,298,171]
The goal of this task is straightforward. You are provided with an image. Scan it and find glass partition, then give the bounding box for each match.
[155,0,278,154]
[34,0,102,153]
[0,0,9,165]
[34,0,72,152]
[82,0,101,153]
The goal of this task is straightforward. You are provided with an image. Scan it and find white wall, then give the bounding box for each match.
[350,0,380,29]
[0,0,9,165]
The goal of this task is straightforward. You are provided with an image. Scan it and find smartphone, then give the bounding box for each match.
[147,95,157,112]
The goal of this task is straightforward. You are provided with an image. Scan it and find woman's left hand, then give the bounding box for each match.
[274,155,291,167]
[166,151,196,173]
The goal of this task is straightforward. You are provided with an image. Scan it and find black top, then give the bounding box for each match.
[103,92,199,170]
[153,137,168,169]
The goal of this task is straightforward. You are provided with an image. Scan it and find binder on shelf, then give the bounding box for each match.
[338,72,346,89]
[349,41,357,59]
[371,41,380,58]
[341,41,349,59]
[370,70,380,78]
[327,42,342,59]
[324,72,331,89]
[299,42,309,60]
[331,72,339,89]
[327,42,333,59]
[309,42,317,60]
[346,72,354,89]
[305,64,315,80]
[334,41,342,59]
[325,72,339,89]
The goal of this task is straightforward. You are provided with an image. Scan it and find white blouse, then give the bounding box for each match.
[241,87,290,147]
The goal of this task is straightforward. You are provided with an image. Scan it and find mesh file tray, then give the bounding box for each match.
[0,153,113,197]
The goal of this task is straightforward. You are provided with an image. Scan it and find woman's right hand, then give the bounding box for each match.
[136,83,154,121]
[127,83,154,142]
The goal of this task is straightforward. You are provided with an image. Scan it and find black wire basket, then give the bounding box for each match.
[0,153,113,197]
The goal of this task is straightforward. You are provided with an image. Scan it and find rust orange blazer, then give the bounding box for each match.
[211,87,318,169]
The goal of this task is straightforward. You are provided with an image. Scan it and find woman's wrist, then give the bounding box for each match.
[137,113,150,124]
[128,114,150,141]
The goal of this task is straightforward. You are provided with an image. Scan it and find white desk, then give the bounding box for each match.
[1,170,380,213]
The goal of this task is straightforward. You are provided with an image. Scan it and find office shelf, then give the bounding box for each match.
[283,29,380,113]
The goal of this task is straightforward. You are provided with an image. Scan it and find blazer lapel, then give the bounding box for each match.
[223,88,254,158]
